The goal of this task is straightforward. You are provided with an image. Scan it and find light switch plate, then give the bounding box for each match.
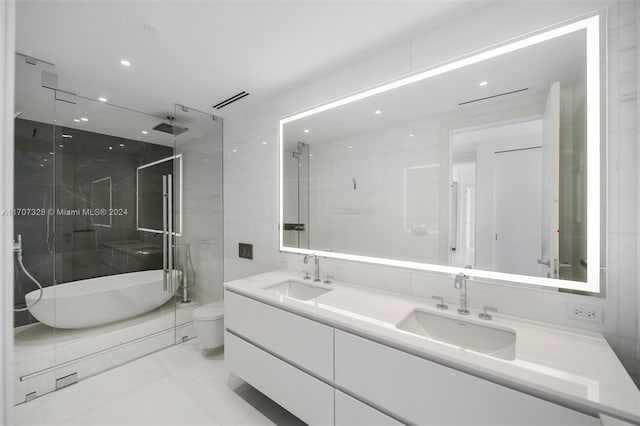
[239,243,253,260]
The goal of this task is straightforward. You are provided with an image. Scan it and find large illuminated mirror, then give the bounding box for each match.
[280,15,603,292]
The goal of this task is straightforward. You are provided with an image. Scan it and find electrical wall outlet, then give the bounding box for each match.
[566,303,602,322]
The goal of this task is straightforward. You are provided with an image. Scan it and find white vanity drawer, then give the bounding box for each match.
[225,290,334,380]
[335,330,600,426]
[335,390,404,426]
[225,331,334,426]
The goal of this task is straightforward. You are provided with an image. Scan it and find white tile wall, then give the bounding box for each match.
[223,1,640,383]
[177,119,224,305]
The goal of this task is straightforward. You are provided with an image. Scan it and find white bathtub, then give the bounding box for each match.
[25,269,180,329]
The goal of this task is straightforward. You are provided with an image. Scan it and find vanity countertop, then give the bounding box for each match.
[224,270,640,423]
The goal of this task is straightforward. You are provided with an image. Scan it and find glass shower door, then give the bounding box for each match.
[12,57,58,404]
[13,78,186,403]
[49,93,182,384]
[13,62,222,404]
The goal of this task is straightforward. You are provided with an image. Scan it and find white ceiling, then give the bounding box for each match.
[15,1,492,120]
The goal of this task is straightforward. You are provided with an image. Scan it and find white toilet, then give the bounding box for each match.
[192,301,224,349]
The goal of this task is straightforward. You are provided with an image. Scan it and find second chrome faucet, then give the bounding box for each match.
[454,266,472,315]
[303,254,321,282]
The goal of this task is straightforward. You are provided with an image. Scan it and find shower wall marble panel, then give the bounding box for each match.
[176,128,224,305]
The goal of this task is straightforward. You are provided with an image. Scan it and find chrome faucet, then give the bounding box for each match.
[303,254,321,282]
[454,266,471,315]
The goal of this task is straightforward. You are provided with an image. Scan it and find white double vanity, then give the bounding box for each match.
[224,270,640,426]
[224,10,640,426]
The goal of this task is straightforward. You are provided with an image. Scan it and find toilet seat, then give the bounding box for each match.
[193,301,224,322]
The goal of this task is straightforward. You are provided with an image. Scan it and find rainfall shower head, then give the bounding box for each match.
[152,116,188,135]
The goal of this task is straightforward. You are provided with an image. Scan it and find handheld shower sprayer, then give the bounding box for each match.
[13,234,44,312]
[13,234,22,260]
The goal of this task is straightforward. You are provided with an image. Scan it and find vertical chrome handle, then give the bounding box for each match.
[450,181,458,252]
[168,174,173,293]
[162,175,168,292]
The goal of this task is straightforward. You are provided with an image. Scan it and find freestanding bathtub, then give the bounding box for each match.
[25,269,180,329]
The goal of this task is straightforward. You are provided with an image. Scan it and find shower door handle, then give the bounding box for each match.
[168,174,174,294]
[162,175,168,292]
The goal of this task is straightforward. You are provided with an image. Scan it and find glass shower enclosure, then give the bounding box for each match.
[13,56,223,404]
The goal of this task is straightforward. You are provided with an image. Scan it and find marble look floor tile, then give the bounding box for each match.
[62,376,217,426]
[14,355,165,425]
[15,340,304,426]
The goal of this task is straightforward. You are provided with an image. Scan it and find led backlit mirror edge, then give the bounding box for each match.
[278,14,602,293]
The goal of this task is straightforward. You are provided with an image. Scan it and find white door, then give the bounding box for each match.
[541,82,561,277]
[494,148,543,276]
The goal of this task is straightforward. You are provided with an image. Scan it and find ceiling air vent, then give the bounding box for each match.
[458,88,528,106]
[212,91,250,110]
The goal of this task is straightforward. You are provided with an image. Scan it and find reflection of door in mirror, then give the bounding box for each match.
[453,119,545,277]
[282,142,309,248]
[541,81,560,279]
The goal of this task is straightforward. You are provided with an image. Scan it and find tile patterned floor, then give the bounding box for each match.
[14,340,306,426]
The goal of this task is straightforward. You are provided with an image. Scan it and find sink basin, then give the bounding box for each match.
[264,281,332,301]
[397,309,516,360]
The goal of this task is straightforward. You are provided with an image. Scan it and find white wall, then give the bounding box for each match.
[307,120,442,263]
[223,1,639,383]
[0,0,15,422]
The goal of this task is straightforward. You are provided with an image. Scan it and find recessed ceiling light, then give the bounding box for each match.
[39,164,44,167]
[348,146,353,150]
[119,143,125,147]
[262,141,267,145]
[108,146,113,150]
[49,151,54,155]
[73,119,80,123]
[141,130,148,135]
[409,134,414,137]
[62,134,72,138]
[304,129,310,133]
[120,59,131,67]
[80,117,88,122]
[374,110,382,115]
[232,149,237,153]
[309,154,314,157]
[43,159,48,162]
[98,97,108,102]
[479,81,488,87]
[58,144,64,148]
